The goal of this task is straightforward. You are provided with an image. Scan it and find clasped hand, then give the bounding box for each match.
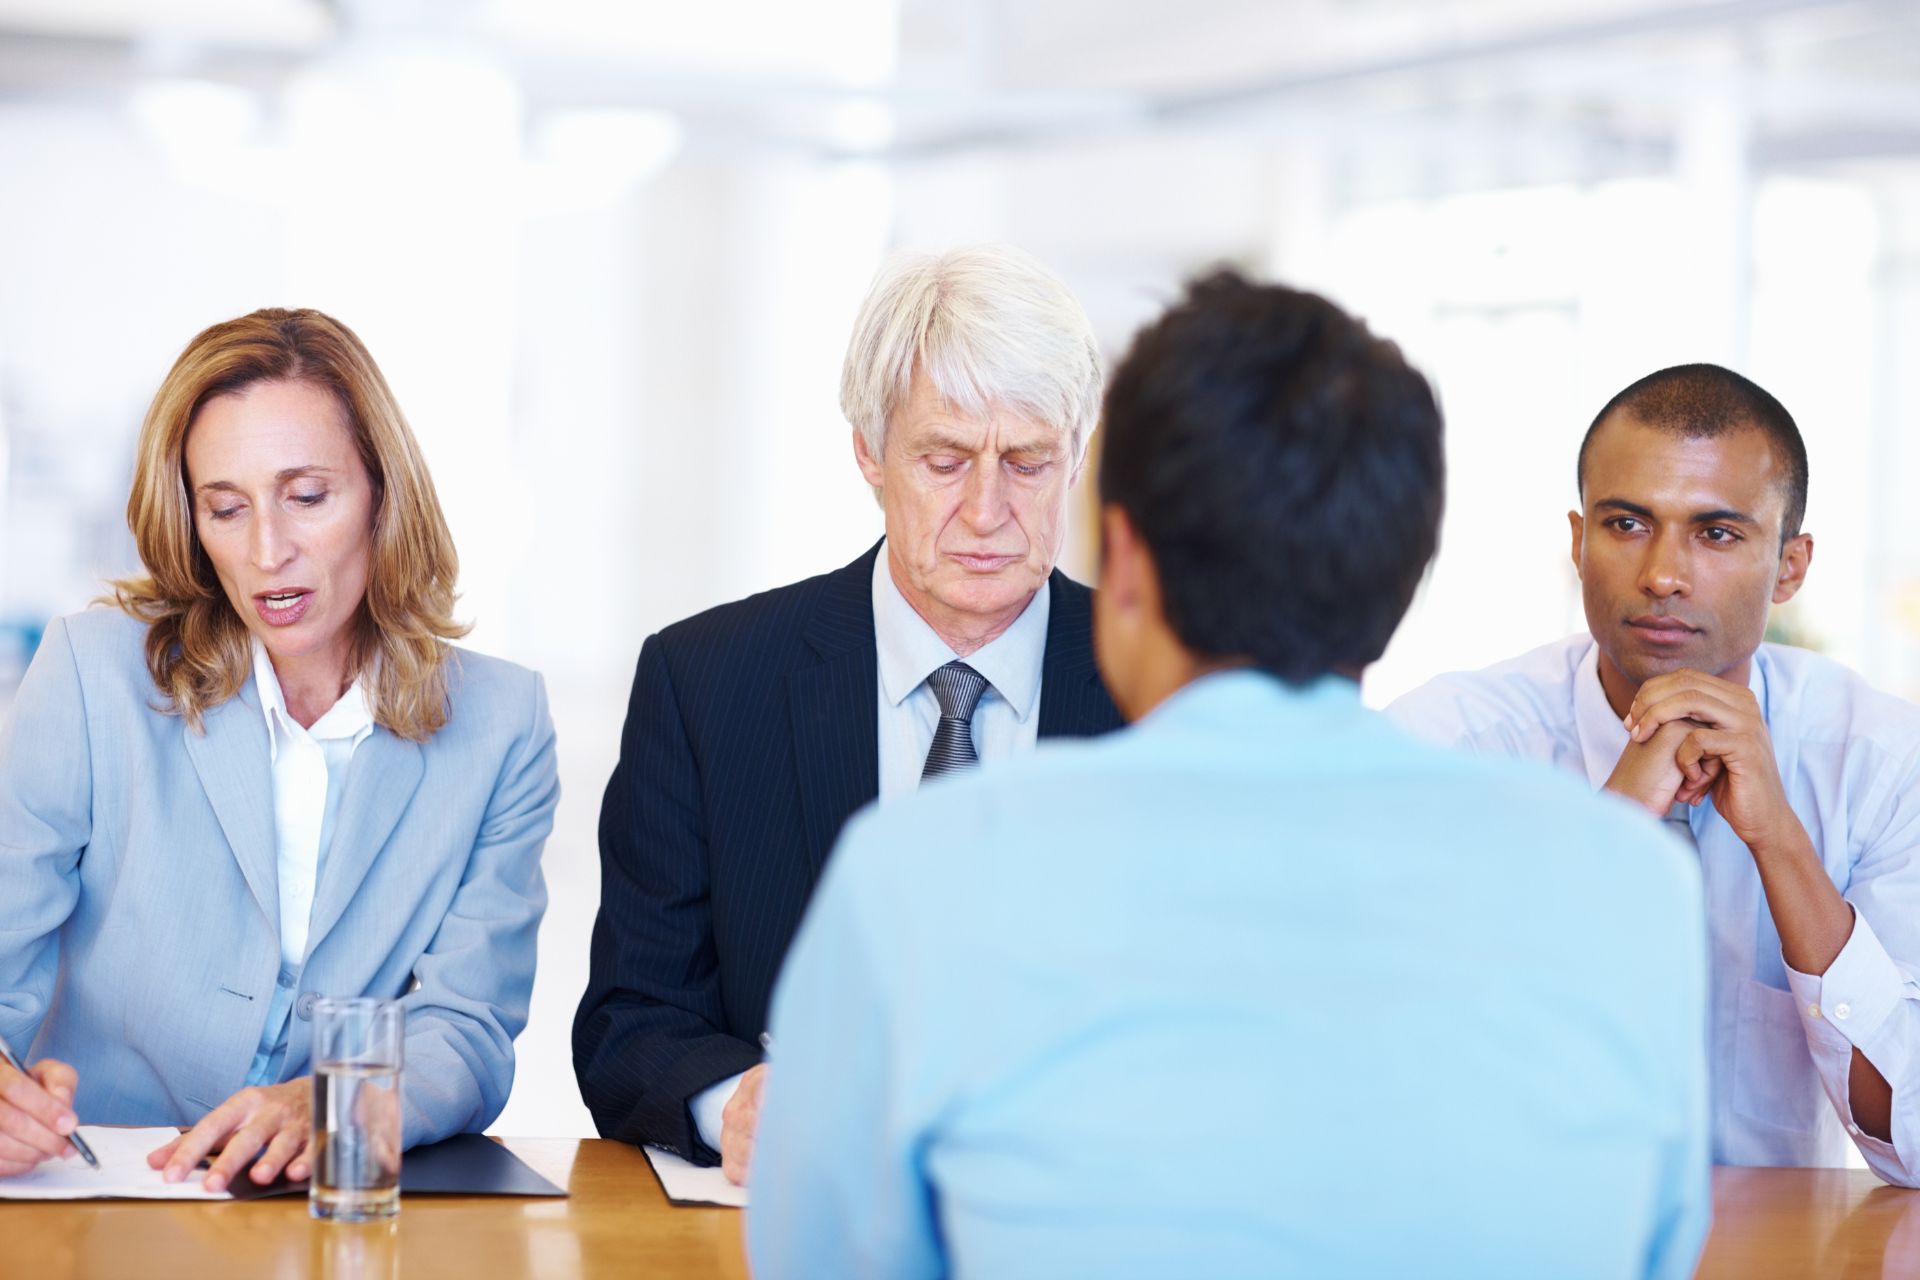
[1605,668,1794,850]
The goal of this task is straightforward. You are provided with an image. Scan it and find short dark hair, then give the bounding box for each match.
[1576,363,1809,542]
[1099,271,1444,683]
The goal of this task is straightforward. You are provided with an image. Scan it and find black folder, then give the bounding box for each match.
[398,1133,566,1197]
[227,1133,566,1200]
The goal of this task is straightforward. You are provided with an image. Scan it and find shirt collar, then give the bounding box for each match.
[1146,667,1360,729]
[251,638,375,761]
[870,539,1050,722]
[1570,637,1769,792]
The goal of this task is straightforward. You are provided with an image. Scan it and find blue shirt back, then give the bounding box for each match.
[749,670,1710,1280]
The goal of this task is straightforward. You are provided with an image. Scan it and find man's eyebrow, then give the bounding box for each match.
[1594,498,1654,519]
[1593,497,1761,527]
[906,431,979,454]
[907,431,1061,456]
[1689,507,1759,527]
[1002,437,1063,456]
[194,465,335,494]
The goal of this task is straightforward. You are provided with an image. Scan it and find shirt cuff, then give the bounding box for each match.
[1784,909,1907,1052]
[690,1070,748,1153]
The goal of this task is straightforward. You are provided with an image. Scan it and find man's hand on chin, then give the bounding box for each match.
[720,1063,768,1186]
[1604,717,1715,818]
[1625,669,1797,852]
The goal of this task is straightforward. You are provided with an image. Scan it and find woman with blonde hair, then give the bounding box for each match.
[0,308,557,1192]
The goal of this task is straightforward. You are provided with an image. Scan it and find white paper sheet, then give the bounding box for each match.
[643,1145,748,1208]
[0,1126,229,1200]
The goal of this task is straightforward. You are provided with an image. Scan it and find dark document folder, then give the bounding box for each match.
[400,1134,566,1196]
[227,1134,566,1200]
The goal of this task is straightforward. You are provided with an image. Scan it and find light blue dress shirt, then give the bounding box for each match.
[688,540,1050,1149]
[750,670,1710,1279]
[870,537,1049,802]
[1390,635,1920,1186]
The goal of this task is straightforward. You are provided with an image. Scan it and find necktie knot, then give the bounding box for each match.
[920,662,989,783]
[925,661,988,721]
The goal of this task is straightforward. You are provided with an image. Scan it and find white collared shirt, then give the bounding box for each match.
[690,542,1054,1153]
[1389,634,1920,1185]
[243,639,374,1084]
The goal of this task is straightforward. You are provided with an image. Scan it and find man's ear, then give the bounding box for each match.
[1098,505,1144,608]
[852,428,886,489]
[1773,532,1814,605]
[1567,510,1585,580]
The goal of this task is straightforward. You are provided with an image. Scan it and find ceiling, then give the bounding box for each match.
[0,0,1914,172]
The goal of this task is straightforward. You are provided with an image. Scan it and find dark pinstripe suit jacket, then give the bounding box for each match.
[572,541,1123,1162]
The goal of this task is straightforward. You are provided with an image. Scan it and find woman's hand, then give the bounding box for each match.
[148,1078,313,1192]
[0,1056,81,1178]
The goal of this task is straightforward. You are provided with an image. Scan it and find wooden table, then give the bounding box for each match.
[1699,1166,1920,1280]
[9,1138,749,1280]
[8,1145,1918,1278]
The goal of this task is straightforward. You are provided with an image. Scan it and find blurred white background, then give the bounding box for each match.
[2,0,1919,1140]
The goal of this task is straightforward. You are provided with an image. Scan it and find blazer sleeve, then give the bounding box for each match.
[0,617,91,1051]
[572,633,761,1162]
[396,668,558,1148]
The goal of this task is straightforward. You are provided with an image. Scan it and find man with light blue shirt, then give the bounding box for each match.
[574,244,1123,1182]
[750,273,1711,1278]
[1391,363,1920,1186]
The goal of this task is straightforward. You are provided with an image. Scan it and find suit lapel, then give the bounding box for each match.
[305,728,424,958]
[1037,569,1121,739]
[789,543,881,875]
[183,686,280,932]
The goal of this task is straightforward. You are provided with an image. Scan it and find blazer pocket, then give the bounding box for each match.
[1732,978,1828,1134]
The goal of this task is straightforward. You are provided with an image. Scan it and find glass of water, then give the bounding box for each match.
[310,997,404,1222]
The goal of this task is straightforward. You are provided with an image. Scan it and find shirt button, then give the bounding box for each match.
[278,968,297,989]
[1849,1123,1862,1136]
[1808,1003,1822,1019]
[295,993,318,1021]
[1835,1003,1852,1021]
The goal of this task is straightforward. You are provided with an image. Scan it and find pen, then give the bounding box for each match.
[0,1032,99,1170]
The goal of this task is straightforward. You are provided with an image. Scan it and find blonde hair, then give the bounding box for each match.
[109,307,468,741]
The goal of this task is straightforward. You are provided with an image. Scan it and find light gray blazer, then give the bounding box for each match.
[0,607,558,1148]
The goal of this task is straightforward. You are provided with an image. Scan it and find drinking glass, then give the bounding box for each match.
[310,997,404,1222]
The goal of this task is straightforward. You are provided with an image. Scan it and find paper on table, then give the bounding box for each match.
[0,1126,228,1201]
[643,1145,748,1208]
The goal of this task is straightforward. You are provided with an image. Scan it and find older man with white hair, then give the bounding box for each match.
[573,244,1124,1182]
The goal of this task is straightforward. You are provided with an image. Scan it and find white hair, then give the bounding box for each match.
[839,244,1103,476]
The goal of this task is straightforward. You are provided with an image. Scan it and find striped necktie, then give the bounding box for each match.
[920,661,989,783]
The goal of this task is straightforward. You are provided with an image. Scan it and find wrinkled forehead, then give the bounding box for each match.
[891,383,1071,454]
[1581,411,1790,523]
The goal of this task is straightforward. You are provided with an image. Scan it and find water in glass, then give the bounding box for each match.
[311,1057,402,1221]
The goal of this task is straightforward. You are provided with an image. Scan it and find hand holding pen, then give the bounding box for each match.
[0,1032,97,1176]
